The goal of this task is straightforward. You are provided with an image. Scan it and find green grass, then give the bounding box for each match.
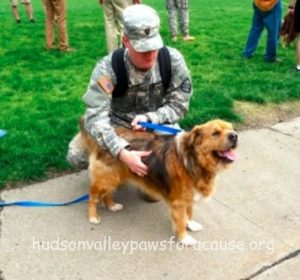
[0,0,299,188]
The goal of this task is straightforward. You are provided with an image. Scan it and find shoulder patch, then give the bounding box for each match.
[180,79,192,93]
[97,76,114,95]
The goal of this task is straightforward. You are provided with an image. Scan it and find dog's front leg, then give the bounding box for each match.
[196,178,215,198]
[186,205,203,232]
[170,202,197,246]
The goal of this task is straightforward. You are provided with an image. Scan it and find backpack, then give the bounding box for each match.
[111,46,171,98]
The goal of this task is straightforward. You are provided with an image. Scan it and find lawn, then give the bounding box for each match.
[0,0,299,188]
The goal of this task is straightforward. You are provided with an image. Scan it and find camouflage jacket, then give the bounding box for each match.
[82,47,192,157]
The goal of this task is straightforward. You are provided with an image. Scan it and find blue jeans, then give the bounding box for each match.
[243,1,282,61]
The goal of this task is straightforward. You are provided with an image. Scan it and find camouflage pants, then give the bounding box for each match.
[166,0,190,37]
[66,133,89,170]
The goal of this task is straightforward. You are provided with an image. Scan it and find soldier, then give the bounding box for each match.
[67,4,192,180]
[99,0,141,53]
[166,0,195,41]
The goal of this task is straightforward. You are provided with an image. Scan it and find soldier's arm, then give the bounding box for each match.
[144,47,193,124]
[82,56,130,157]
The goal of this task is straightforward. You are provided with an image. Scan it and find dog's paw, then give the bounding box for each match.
[108,203,123,212]
[89,216,101,224]
[187,220,203,232]
[193,193,201,202]
[194,193,212,203]
[178,234,197,246]
[201,196,212,203]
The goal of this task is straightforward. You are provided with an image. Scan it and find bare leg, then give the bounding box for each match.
[24,3,34,21]
[296,35,300,69]
[11,6,21,23]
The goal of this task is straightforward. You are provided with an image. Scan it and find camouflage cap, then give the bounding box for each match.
[123,4,163,52]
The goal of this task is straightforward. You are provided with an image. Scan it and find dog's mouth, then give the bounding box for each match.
[213,148,237,163]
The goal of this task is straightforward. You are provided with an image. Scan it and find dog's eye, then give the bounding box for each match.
[212,131,221,137]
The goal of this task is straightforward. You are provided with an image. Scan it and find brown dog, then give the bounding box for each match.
[80,119,238,245]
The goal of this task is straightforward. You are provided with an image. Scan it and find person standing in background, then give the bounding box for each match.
[242,0,282,62]
[43,0,75,52]
[99,0,141,53]
[9,0,35,24]
[166,0,195,42]
[288,0,300,71]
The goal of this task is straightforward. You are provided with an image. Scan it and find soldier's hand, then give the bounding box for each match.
[119,149,151,176]
[131,115,148,131]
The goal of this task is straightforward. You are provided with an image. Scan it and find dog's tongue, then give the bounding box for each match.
[220,149,236,161]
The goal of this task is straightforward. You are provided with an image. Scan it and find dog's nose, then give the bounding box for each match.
[228,132,238,143]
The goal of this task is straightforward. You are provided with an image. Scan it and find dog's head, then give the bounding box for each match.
[195,119,238,164]
[179,119,238,176]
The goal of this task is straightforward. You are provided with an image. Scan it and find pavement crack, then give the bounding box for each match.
[213,198,273,235]
[212,197,293,248]
[240,248,300,280]
[268,127,300,140]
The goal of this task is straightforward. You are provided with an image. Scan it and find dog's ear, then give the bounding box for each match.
[179,125,204,178]
[187,125,203,147]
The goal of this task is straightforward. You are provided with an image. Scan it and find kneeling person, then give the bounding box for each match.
[67,4,193,194]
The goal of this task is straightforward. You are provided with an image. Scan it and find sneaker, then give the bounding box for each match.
[16,19,21,24]
[296,65,300,71]
[182,35,195,41]
[30,18,35,23]
[60,47,76,53]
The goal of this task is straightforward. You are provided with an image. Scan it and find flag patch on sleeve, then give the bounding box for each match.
[97,76,114,95]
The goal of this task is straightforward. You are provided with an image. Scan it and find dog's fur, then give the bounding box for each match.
[280,12,297,46]
[80,119,238,245]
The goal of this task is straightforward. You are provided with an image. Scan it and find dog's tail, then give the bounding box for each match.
[79,118,86,136]
[79,118,101,155]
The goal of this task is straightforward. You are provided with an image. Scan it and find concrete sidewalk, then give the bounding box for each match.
[0,118,300,280]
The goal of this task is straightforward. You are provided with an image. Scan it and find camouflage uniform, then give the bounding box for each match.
[67,4,192,168]
[166,0,190,37]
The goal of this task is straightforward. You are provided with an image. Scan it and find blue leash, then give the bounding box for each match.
[138,121,181,135]
[0,122,180,208]
[0,130,7,138]
[0,194,89,207]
